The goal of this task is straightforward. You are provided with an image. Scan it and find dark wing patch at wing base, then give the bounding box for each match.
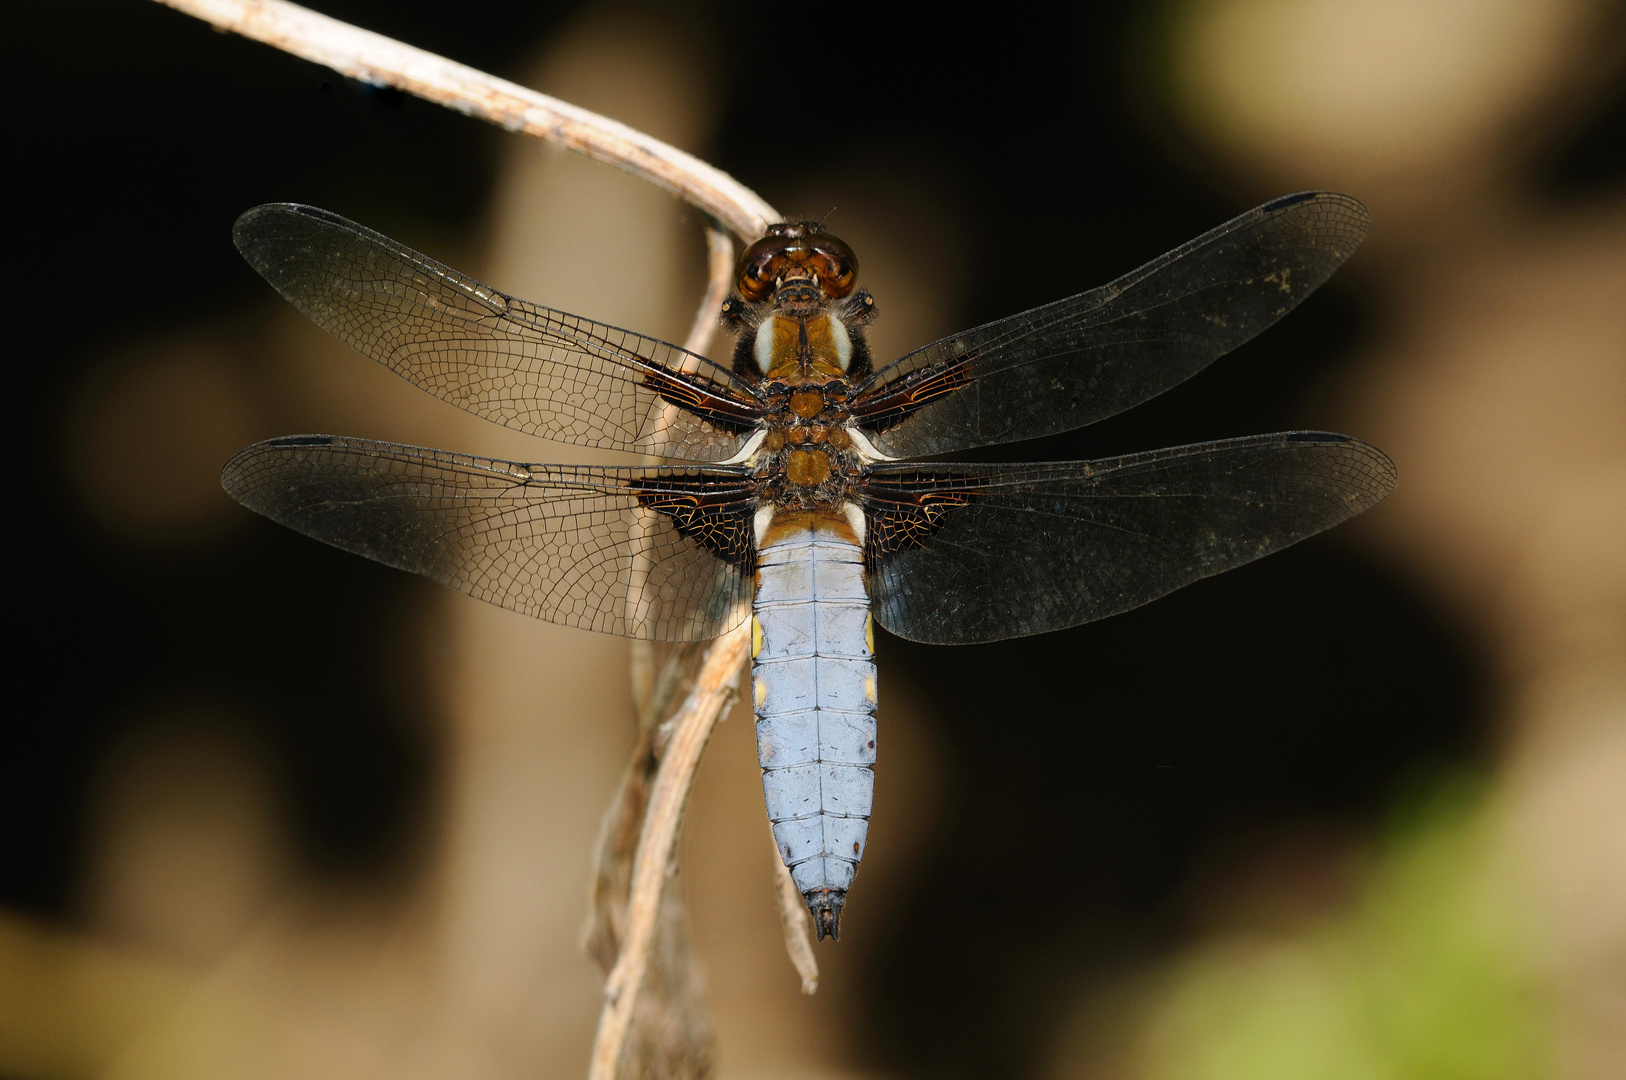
[634,474,758,567]
[853,193,1371,457]
[221,435,757,641]
[863,432,1395,644]
[862,478,976,565]
[233,204,766,462]
[850,354,973,436]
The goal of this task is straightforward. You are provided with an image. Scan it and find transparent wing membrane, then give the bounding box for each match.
[223,197,1394,649]
[864,433,1395,644]
[233,204,765,462]
[855,193,1371,457]
[221,435,755,641]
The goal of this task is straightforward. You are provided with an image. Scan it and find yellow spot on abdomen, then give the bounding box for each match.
[863,676,877,707]
[865,614,874,655]
[754,677,768,709]
[752,616,763,659]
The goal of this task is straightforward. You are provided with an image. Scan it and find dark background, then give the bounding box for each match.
[8,2,1621,1078]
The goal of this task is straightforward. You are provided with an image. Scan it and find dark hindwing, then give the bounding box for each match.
[221,436,757,641]
[233,204,766,462]
[852,192,1370,457]
[863,433,1395,644]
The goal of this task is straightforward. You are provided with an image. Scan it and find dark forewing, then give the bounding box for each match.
[855,193,1370,457]
[864,433,1394,644]
[233,204,765,462]
[221,436,756,641]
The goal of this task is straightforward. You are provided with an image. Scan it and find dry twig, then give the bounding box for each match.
[589,627,751,1080]
[577,221,743,1075]
[586,635,715,1078]
[152,0,778,241]
[772,835,821,994]
[683,223,742,355]
[152,4,804,1076]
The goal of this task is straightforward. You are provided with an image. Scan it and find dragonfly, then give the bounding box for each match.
[223,191,1392,940]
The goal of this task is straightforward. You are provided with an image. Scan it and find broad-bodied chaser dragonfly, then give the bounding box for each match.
[223,192,1392,940]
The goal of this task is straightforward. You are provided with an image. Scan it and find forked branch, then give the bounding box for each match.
[150,3,800,1078]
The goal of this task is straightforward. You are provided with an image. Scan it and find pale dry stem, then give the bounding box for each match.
[585,637,713,1079]
[578,219,739,1073]
[772,833,821,995]
[151,0,779,240]
[589,626,751,1080]
[584,643,698,973]
[685,222,739,356]
[150,4,804,1075]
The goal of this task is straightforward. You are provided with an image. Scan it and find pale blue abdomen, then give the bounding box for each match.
[752,517,876,940]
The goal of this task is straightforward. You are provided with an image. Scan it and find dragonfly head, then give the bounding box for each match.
[737,222,858,303]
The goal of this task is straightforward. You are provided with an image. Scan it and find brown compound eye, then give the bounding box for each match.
[805,233,857,298]
[736,226,859,301]
[736,233,791,301]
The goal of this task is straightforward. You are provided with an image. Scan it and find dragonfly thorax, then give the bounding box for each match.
[757,418,863,511]
[751,376,863,500]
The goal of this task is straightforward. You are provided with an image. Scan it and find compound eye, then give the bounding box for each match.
[737,235,791,301]
[808,234,857,298]
[737,227,859,300]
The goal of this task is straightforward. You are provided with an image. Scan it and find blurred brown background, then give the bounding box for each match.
[5,0,1623,1077]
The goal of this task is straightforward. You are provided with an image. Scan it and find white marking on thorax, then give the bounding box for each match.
[753,318,776,374]
[753,505,775,547]
[828,316,853,372]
